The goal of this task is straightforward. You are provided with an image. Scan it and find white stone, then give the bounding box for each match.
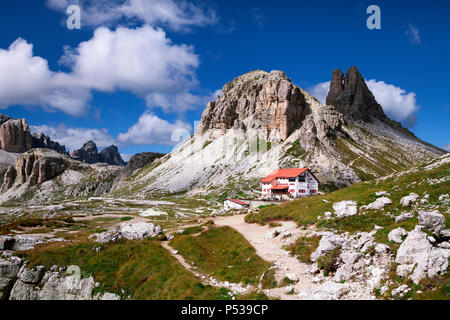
[418,210,446,235]
[363,197,392,210]
[395,212,414,223]
[388,227,407,244]
[400,193,419,207]
[332,201,357,218]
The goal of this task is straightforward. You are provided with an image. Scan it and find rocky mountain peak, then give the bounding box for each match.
[0,116,32,153]
[70,141,100,164]
[198,69,307,141]
[326,66,386,121]
[32,132,68,155]
[99,145,125,166]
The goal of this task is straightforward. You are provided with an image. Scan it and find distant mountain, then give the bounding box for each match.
[70,141,125,166]
[112,67,446,199]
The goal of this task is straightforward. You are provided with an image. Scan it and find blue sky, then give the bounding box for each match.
[0,0,449,159]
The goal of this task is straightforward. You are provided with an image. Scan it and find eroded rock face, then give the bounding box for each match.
[99,145,125,166]
[0,118,32,153]
[198,70,308,141]
[32,133,67,155]
[0,149,68,193]
[325,66,385,122]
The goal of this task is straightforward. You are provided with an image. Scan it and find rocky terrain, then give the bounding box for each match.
[0,66,447,301]
[112,67,445,200]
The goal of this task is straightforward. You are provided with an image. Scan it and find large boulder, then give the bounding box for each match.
[0,256,23,300]
[362,197,392,210]
[400,193,419,207]
[332,200,358,218]
[418,210,446,235]
[91,222,163,243]
[388,227,408,244]
[395,226,450,284]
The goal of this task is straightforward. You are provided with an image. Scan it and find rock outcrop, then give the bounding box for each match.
[0,116,32,153]
[326,66,386,122]
[99,145,125,166]
[0,149,68,194]
[118,152,165,181]
[90,222,163,244]
[31,133,68,155]
[395,225,450,284]
[0,255,120,300]
[198,70,308,141]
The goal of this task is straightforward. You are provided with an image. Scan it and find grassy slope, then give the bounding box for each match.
[246,155,450,299]
[19,240,232,300]
[170,226,275,286]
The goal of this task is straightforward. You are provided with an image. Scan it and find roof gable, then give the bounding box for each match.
[261,168,308,183]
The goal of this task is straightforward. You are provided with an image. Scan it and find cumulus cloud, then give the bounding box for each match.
[307,79,419,128]
[146,89,220,113]
[0,25,201,115]
[117,112,192,145]
[62,25,199,95]
[46,0,217,31]
[0,39,91,115]
[406,24,421,45]
[30,124,115,151]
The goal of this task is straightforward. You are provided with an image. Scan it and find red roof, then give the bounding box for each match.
[261,168,308,183]
[227,199,249,206]
[271,185,289,190]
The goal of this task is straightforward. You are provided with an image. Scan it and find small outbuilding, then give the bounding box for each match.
[224,198,250,211]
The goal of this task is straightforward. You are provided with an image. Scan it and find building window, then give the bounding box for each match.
[298,175,305,182]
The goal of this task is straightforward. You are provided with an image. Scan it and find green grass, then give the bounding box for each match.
[245,159,450,239]
[170,226,274,286]
[18,239,232,300]
[286,235,322,263]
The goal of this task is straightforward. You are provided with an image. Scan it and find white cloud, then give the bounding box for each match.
[0,39,91,116]
[406,24,421,45]
[444,144,450,152]
[62,25,199,95]
[307,81,330,105]
[46,0,217,31]
[0,25,201,115]
[146,89,220,113]
[308,79,419,128]
[117,112,192,145]
[30,124,115,151]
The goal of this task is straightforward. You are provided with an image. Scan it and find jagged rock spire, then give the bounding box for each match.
[326,66,385,121]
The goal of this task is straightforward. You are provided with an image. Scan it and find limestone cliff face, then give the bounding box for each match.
[0,118,32,153]
[112,67,445,198]
[0,149,68,194]
[199,70,308,141]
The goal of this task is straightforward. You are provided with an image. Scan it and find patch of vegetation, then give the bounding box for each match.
[18,239,232,300]
[317,247,341,276]
[286,235,322,263]
[170,226,274,286]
